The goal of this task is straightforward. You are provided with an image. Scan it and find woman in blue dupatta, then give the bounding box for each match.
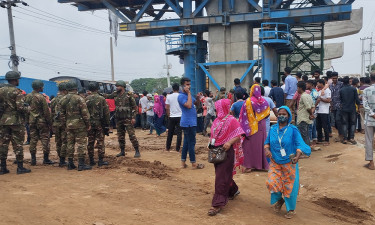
[264,106,311,219]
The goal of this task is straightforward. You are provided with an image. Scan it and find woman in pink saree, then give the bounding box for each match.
[208,99,245,216]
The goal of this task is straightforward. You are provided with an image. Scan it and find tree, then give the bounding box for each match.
[130,76,182,94]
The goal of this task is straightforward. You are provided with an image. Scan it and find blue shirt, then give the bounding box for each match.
[264,106,311,164]
[178,92,197,127]
[230,100,245,119]
[284,75,298,100]
[269,86,284,108]
[234,86,249,101]
[265,124,311,165]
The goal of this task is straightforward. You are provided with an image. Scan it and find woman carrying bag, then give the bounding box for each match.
[207,99,245,216]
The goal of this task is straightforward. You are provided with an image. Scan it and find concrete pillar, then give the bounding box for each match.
[206,0,255,92]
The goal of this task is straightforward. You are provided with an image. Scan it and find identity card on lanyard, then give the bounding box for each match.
[278,125,289,157]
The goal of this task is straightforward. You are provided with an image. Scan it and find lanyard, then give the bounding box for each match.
[277,125,289,148]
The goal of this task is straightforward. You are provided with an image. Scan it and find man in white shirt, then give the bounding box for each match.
[146,94,155,135]
[165,83,182,152]
[315,79,331,145]
[262,80,271,97]
[203,90,216,136]
[139,91,149,130]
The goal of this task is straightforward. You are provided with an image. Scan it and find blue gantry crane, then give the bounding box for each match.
[60,0,357,94]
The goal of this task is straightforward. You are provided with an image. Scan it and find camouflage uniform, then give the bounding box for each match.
[0,71,31,174]
[25,90,52,160]
[0,84,28,162]
[60,85,91,171]
[86,91,110,164]
[105,85,140,157]
[51,92,67,160]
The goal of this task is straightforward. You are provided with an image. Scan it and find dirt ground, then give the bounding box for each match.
[1,128,375,225]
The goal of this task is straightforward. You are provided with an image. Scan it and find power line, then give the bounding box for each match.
[19,6,109,34]
[12,9,110,35]
[15,45,137,76]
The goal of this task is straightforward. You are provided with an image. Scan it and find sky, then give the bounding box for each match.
[0,0,374,82]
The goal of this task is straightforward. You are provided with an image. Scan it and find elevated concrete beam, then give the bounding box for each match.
[251,8,362,44]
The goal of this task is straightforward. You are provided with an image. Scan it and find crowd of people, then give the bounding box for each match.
[1,68,375,219]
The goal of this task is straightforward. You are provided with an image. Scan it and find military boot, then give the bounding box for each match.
[17,161,31,174]
[89,156,96,166]
[98,156,109,167]
[134,147,141,158]
[43,153,55,165]
[67,158,76,170]
[116,147,125,157]
[31,153,37,166]
[0,159,10,175]
[59,157,67,167]
[78,158,92,171]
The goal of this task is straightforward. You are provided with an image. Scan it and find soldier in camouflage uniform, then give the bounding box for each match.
[86,82,110,166]
[60,81,92,171]
[50,82,68,166]
[105,80,140,158]
[0,71,31,175]
[25,80,54,166]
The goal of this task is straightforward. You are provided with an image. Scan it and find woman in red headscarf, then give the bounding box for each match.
[208,99,245,216]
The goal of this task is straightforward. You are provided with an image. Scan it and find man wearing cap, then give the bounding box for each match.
[50,82,68,166]
[86,82,110,166]
[25,80,54,166]
[104,80,140,158]
[60,81,92,171]
[0,71,31,174]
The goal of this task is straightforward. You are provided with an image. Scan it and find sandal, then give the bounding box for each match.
[341,140,347,144]
[323,142,330,146]
[334,137,342,143]
[193,163,205,169]
[285,210,296,219]
[181,164,188,169]
[274,198,285,213]
[243,168,252,173]
[208,207,222,216]
[364,163,375,170]
[229,190,240,200]
[349,139,357,145]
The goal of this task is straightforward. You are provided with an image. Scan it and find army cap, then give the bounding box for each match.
[66,81,78,91]
[88,82,99,91]
[5,71,21,80]
[32,80,44,90]
[58,82,67,91]
[115,80,126,87]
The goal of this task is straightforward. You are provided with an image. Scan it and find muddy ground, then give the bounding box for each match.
[0,128,374,225]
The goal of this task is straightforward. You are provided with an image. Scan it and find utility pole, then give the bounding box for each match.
[369,34,373,74]
[1,1,28,72]
[360,36,373,77]
[161,35,171,87]
[110,36,115,82]
[1,1,22,71]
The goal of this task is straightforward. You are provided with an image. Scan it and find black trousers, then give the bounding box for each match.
[341,111,356,140]
[316,113,330,142]
[166,117,182,151]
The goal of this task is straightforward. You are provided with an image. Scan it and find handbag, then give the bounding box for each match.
[208,144,227,164]
[207,115,229,164]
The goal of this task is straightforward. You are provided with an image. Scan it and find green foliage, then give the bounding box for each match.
[130,76,181,94]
